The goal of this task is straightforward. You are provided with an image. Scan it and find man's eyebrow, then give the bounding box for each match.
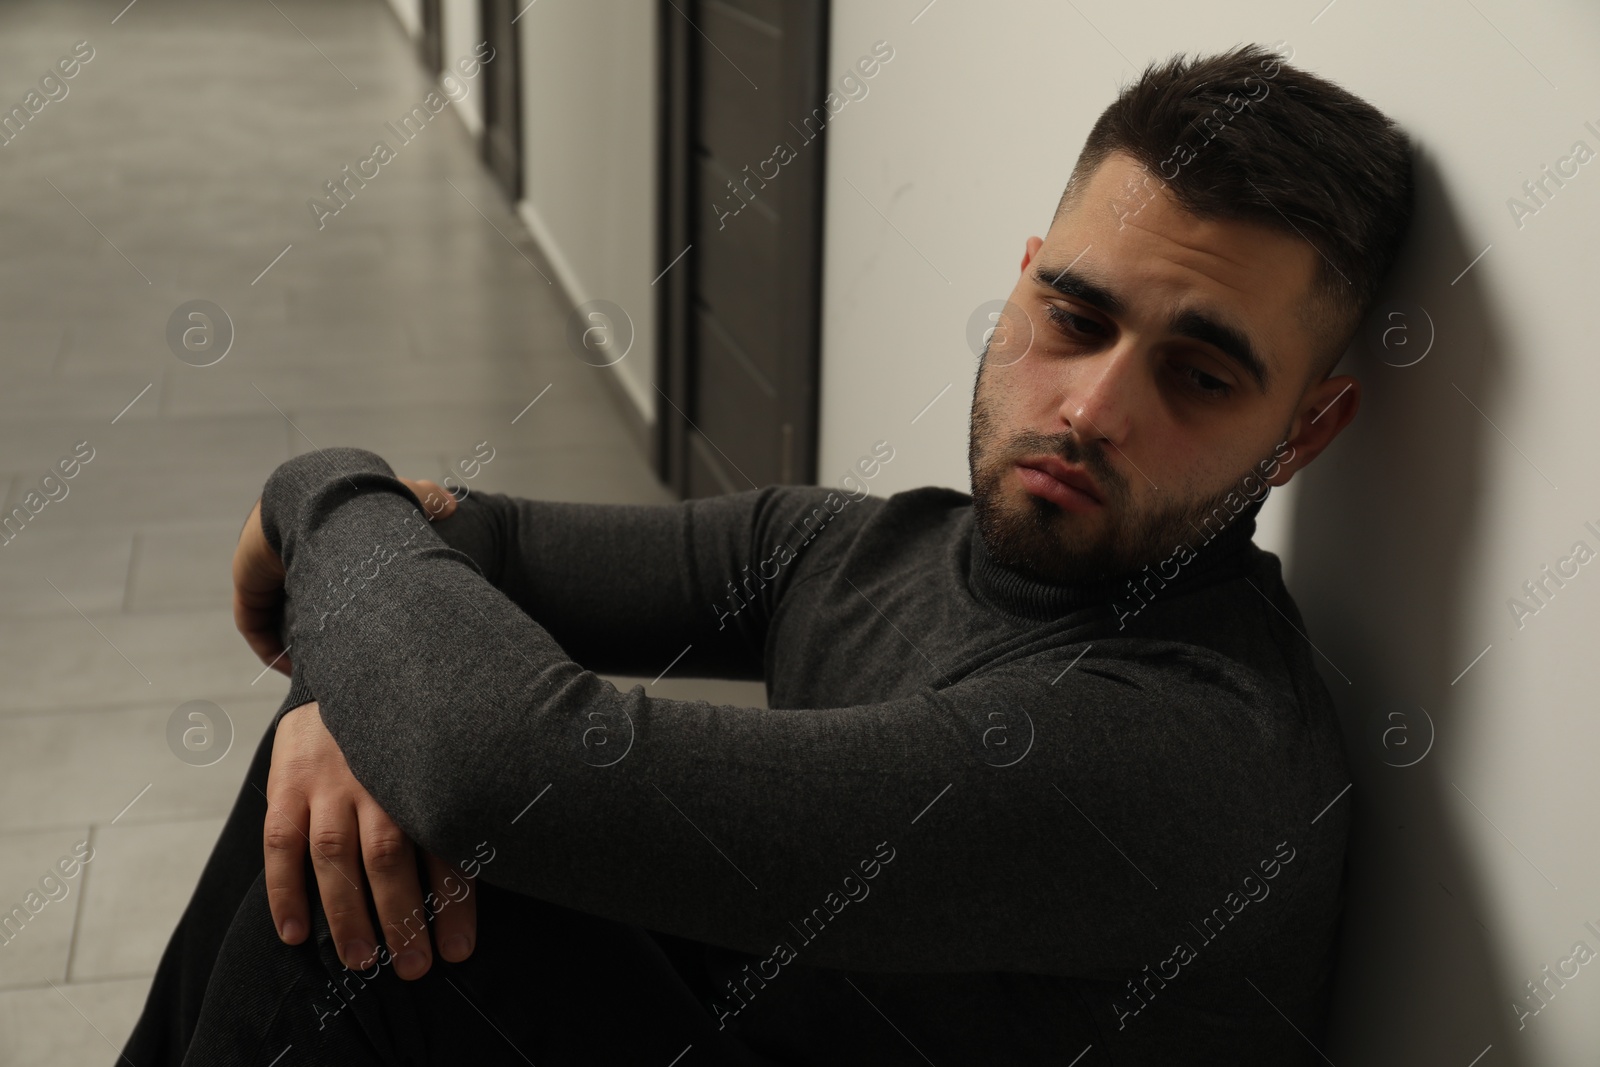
[1028,263,1272,392]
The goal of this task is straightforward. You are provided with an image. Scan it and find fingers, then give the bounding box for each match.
[238,480,445,675]
[263,741,313,948]
[233,497,291,671]
[306,795,385,973]
[235,597,291,672]
[356,798,435,980]
[424,851,477,963]
[262,798,310,945]
[399,478,456,521]
[235,594,293,673]
[266,705,443,982]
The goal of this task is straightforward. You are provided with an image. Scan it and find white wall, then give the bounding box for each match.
[385,0,484,135]
[440,0,483,135]
[821,0,1600,1063]
[384,0,421,39]
[377,0,656,428]
[515,0,658,428]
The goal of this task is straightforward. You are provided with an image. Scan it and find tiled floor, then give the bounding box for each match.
[0,3,761,1063]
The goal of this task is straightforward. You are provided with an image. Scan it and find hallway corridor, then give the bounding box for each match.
[0,2,686,1061]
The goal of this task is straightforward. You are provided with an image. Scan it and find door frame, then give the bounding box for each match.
[655,0,830,497]
[419,0,443,74]
[480,0,524,201]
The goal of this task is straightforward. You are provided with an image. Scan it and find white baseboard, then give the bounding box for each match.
[515,197,589,317]
[454,96,484,137]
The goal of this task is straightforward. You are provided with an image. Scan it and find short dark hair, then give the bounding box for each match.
[1055,43,1414,384]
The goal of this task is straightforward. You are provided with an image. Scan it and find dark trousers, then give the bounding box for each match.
[119,717,781,1067]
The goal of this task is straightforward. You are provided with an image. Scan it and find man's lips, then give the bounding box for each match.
[1014,457,1103,512]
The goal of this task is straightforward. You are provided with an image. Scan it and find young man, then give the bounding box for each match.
[124,43,1412,1066]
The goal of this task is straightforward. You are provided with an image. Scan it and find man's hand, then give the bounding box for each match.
[232,478,456,677]
[233,495,290,672]
[239,473,467,978]
[266,701,477,979]
[402,478,459,522]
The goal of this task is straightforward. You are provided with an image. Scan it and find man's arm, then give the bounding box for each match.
[261,446,1275,976]
[410,481,816,682]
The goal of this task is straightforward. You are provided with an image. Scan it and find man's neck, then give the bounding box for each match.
[966,494,1267,622]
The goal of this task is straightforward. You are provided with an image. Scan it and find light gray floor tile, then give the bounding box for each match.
[0,828,93,991]
[9,477,264,542]
[0,609,291,717]
[286,395,622,458]
[162,357,573,420]
[0,372,165,425]
[0,976,151,1067]
[468,444,676,505]
[601,675,769,710]
[0,697,283,835]
[124,520,249,612]
[71,818,227,982]
[0,531,134,616]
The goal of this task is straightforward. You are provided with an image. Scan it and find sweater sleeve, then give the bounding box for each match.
[261,459,795,724]
[259,446,1288,977]
[389,481,790,681]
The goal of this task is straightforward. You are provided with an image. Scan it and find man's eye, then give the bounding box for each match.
[1038,306,1233,398]
[1042,305,1101,337]
[1180,364,1232,398]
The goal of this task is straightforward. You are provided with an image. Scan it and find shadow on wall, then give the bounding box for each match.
[1286,149,1524,1065]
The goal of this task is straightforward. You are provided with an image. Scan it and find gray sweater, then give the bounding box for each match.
[261,446,1352,1065]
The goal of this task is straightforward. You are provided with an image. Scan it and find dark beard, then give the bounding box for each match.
[967,366,1260,586]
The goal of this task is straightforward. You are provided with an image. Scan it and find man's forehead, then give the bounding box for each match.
[1068,153,1317,287]
[1040,188,1319,387]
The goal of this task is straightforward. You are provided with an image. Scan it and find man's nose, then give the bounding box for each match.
[1056,348,1138,444]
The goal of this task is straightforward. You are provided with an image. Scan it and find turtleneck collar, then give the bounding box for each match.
[965,493,1267,621]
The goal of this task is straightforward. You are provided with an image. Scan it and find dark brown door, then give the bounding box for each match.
[480,0,523,200]
[658,0,829,497]
[419,0,443,74]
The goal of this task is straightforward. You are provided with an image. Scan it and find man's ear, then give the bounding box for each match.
[1019,235,1044,275]
[1265,375,1360,487]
